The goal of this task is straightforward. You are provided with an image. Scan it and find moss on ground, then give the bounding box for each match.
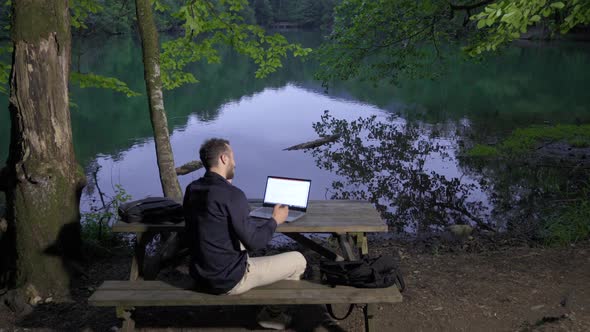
[468,124,590,157]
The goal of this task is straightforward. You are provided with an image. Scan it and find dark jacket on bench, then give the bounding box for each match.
[183,171,277,294]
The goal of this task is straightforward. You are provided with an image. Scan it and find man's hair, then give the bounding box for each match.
[199,138,230,170]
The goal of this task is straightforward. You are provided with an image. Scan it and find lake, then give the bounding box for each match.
[1,31,589,231]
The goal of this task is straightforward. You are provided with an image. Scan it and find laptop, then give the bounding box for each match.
[249,176,312,222]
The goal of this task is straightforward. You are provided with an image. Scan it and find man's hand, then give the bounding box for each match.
[272,204,289,225]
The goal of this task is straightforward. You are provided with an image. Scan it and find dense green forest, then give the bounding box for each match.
[250,0,335,29]
[0,1,334,42]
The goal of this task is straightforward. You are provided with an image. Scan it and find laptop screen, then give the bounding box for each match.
[263,176,311,209]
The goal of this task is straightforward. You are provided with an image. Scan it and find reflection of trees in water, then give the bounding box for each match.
[460,145,590,240]
[309,112,489,233]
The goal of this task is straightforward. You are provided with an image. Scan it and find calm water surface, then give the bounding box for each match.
[1,32,589,224]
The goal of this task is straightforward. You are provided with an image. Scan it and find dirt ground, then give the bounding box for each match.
[1,238,589,332]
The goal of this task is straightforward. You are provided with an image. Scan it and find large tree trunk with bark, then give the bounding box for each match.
[2,0,85,299]
[135,0,182,201]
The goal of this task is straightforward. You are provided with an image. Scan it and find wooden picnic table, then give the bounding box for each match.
[98,200,397,331]
[112,200,387,281]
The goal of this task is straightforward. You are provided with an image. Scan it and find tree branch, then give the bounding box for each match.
[284,134,341,151]
[373,23,431,50]
[463,9,472,27]
[433,201,497,233]
[175,160,203,176]
[91,167,110,240]
[431,17,441,58]
[449,0,494,11]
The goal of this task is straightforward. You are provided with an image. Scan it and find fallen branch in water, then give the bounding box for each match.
[176,160,203,176]
[175,135,340,176]
[283,134,341,151]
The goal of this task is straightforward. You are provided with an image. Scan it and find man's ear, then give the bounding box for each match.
[220,153,228,165]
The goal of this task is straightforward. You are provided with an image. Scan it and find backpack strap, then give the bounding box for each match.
[395,270,406,292]
[326,304,355,321]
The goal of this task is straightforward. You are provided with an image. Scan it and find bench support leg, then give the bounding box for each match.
[116,306,136,332]
[130,232,155,281]
[283,233,344,261]
[363,304,376,332]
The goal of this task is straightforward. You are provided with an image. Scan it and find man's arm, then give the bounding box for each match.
[228,190,278,250]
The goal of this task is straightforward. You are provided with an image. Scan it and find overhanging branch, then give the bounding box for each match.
[450,0,494,11]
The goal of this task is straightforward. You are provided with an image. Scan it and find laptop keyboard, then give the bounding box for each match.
[252,207,273,219]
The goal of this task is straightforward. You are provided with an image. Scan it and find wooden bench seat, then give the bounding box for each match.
[89,280,402,331]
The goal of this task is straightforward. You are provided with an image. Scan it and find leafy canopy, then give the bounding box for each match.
[0,0,312,95]
[0,0,140,96]
[317,0,590,84]
[70,72,141,97]
[158,0,312,89]
[0,44,10,95]
[467,0,590,55]
[315,0,456,84]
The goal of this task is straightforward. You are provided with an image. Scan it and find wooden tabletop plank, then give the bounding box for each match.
[113,200,387,233]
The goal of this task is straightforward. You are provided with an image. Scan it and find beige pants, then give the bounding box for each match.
[226,251,307,295]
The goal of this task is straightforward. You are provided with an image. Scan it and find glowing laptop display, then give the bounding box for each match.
[249,176,311,222]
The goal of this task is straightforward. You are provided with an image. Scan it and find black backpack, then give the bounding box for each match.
[319,255,405,320]
[118,197,184,224]
[320,255,405,290]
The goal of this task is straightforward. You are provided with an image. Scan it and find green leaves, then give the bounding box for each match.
[0,61,9,94]
[467,0,590,56]
[550,1,565,9]
[71,0,103,29]
[151,0,171,12]
[477,19,487,29]
[70,72,141,97]
[0,44,12,95]
[316,0,452,84]
[159,0,311,90]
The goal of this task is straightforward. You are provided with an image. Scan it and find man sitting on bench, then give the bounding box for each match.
[183,138,307,330]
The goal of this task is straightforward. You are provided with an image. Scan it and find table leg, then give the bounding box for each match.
[353,232,369,257]
[336,233,357,261]
[283,233,344,261]
[129,232,155,281]
[363,303,377,332]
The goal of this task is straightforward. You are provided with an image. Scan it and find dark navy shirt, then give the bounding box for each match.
[183,171,277,294]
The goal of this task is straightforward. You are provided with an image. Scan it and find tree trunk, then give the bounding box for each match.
[4,0,85,298]
[135,0,182,201]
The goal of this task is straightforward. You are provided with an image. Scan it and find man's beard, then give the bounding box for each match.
[226,166,235,180]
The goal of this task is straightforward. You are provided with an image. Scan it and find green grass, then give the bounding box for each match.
[81,218,125,247]
[466,144,499,157]
[540,198,590,247]
[468,124,590,157]
[569,138,590,148]
[466,124,590,247]
[81,184,131,251]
